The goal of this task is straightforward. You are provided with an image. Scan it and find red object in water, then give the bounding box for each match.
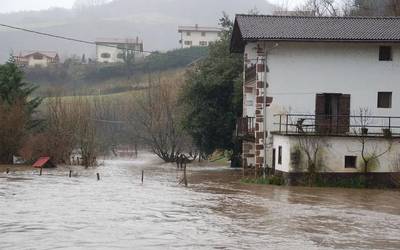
[32,157,53,168]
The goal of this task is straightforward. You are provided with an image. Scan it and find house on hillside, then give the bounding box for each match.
[178,25,222,48]
[14,51,59,68]
[231,15,400,185]
[95,37,144,64]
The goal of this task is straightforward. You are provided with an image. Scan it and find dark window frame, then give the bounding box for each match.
[379,46,392,61]
[100,53,111,59]
[33,54,44,60]
[278,146,282,165]
[377,92,392,108]
[345,156,357,168]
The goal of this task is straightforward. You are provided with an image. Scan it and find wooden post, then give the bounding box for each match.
[183,165,188,187]
[6,168,9,174]
[69,170,72,178]
[141,170,144,184]
[97,173,100,181]
[39,168,42,176]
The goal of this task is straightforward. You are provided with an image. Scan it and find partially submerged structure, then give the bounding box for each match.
[231,15,400,186]
[33,157,56,169]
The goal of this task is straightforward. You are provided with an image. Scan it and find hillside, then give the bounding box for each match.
[26,46,208,96]
[0,0,274,62]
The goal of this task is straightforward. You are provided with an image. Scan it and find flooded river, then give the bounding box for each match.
[1,153,400,250]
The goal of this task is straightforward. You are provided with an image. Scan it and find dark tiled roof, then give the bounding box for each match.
[231,14,400,52]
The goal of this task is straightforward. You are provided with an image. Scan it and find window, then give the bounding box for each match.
[201,31,206,37]
[379,46,392,61]
[101,53,111,59]
[199,41,208,46]
[184,41,192,46]
[272,149,276,169]
[186,31,191,36]
[278,146,282,165]
[33,54,43,60]
[345,156,357,168]
[377,92,392,108]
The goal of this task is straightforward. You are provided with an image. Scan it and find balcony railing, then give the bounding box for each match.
[273,114,400,137]
[245,65,256,84]
[237,117,256,139]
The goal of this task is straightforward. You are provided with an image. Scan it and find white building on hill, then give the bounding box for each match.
[178,25,221,48]
[14,51,59,68]
[95,37,144,63]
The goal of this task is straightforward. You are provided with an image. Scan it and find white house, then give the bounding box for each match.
[14,51,59,68]
[95,37,144,63]
[178,25,221,48]
[231,15,400,185]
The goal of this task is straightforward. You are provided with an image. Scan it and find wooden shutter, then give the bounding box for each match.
[338,94,351,133]
[315,94,326,133]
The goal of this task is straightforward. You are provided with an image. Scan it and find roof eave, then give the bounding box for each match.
[230,18,246,53]
[241,37,400,44]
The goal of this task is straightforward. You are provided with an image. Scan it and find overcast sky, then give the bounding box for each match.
[0,0,306,13]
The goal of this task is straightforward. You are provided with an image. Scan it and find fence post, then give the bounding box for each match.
[141,170,144,184]
[279,115,282,133]
[389,117,391,130]
[97,173,100,181]
[69,170,72,178]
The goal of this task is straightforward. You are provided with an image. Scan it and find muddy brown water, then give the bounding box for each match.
[0,153,399,250]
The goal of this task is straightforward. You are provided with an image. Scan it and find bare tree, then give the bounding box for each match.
[296,134,326,186]
[295,0,340,16]
[126,72,192,162]
[352,108,393,175]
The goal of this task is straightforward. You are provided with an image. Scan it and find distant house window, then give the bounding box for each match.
[379,46,392,61]
[199,41,208,46]
[377,92,392,108]
[278,146,282,165]
[101,53,111,59]
[33,54,43,60]
[186,31,191,36]
[345,156,357,168]
[184,41,192,46]
[201,31,206,37]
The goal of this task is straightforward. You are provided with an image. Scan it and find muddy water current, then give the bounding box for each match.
[0,154,399,250]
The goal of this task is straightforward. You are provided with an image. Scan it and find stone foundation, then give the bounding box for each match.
[273,170,400,189]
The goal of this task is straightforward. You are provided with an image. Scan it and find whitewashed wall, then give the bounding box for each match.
[273,134,400,173]
[96,45,123,63]
[27,55,51,67]
[245,41,400,134]
[180,31,220,48]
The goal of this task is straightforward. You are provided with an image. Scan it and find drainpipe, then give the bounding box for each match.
[263,42,279,178]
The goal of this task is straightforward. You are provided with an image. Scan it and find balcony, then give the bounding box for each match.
[245,65,256,84]
[237,117,256,140]
[273,114,400,137]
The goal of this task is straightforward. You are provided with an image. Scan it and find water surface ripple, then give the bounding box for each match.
[1,154,399,250]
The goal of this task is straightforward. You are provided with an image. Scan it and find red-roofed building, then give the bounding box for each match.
[32,157,56,168]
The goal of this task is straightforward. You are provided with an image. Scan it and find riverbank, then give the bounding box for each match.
[0,164,33,173]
